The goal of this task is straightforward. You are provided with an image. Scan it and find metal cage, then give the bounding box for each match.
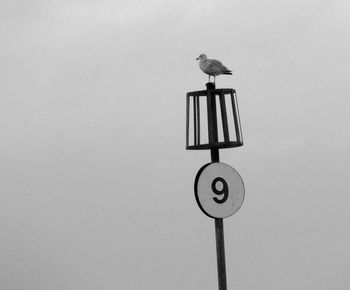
[186,83,243,150]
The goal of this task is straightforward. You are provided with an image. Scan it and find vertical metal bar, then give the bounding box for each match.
[186,94,189,147]
[211,148,219,163]
[196,96,200,145]
[193,96,197,145]
[234,91,243,143]
[207,93,214,145]
[211,92,218,143]
[207,83,218,145]
[219,92,230,142]
[231,92,241,143]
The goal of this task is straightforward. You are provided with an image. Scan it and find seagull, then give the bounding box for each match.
[196,54,232,83]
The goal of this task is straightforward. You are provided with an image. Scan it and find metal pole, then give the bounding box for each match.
[215,218,227,290]
[207,82,227,290]
[211,148,227,290]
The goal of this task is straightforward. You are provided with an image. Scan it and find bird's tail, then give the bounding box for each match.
[223,70,232,75]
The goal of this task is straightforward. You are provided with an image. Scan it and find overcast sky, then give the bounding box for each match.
[1,0,350,289]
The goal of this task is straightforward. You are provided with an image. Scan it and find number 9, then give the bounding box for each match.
[212,177,229,204]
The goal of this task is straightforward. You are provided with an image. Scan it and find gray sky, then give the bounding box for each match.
[1,0,349,289]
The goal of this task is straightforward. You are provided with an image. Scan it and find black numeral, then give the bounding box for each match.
[212,177,229,204]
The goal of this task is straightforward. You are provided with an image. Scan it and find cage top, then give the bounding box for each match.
[187,88,236,97]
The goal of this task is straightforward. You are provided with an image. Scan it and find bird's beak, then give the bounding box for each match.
[196,57,199,60]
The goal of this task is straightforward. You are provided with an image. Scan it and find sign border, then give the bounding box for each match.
[194,162,245,219]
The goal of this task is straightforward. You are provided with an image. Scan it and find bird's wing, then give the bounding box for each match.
[208,59,223,67]
[207,59,232,74]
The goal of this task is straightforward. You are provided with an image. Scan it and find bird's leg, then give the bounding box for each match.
[208,75,210,83]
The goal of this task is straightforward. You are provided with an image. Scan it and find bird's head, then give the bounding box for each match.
[196,54,207,61]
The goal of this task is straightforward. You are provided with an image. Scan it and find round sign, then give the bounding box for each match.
[194,162,245,218]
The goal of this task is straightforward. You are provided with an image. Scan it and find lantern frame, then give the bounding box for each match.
[186,84,243,150]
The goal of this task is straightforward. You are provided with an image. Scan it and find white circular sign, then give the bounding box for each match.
[194,162,245,218]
